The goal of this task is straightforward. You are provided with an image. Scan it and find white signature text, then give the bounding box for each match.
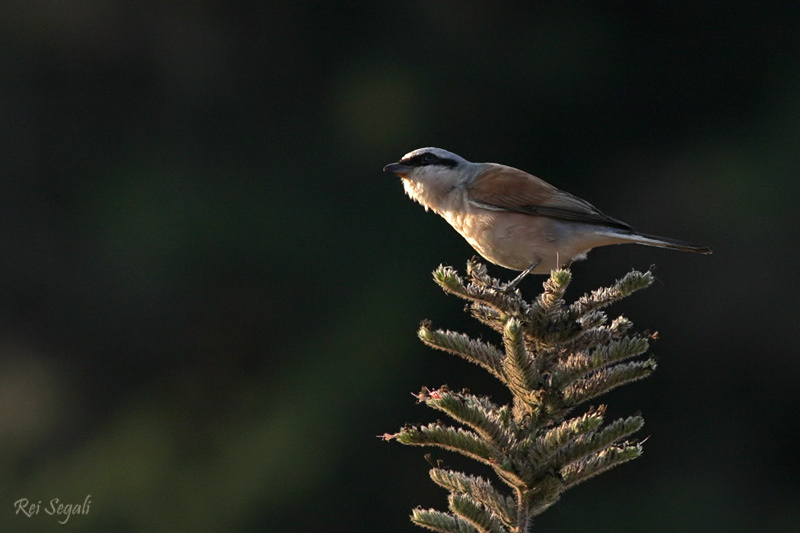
[14,495,91,524]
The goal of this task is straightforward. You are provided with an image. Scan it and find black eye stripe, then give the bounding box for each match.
[404,154,434,166]
[402,153,458,168]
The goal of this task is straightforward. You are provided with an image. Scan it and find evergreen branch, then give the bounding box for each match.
[491,459,531,490]
[501,319,540,396]
[433,264,471,297]
[549,336,650,388]
[554,416,644,469]
[568,270,654,318]
[559,316,637,359]
[562,359,657,406]
[426,391,512,449]
[396,423,502,466]
[522,474,564,517]
[418,325,505,380]
[429,469,517,526]
[599,336,650,364]
[464,288,525,319]
[536,269,571,313]
[433,263,525,318]
[449,493,509,533]
[615,269,656,296]
[535,320,585,346]
[412,508,480,533]
[464,257,494,285]
[464,259,530,318]
[560,443,643,489]
[529,407,606,463]
[525,269,571,336]
[575,310,607,330]
[609,315,634,337]
[467,304,509,335]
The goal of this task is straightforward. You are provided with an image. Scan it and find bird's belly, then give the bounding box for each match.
[445,211,602,273]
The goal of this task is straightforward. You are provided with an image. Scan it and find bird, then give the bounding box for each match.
[383,147,711,289]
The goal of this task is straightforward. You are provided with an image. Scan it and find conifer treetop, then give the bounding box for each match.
[384,259,657,533]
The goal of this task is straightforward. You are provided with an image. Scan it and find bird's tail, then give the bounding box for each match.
[624,232,712,254]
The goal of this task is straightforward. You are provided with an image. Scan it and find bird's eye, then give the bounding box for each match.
[420,153,439,165]
[403,151,452,167]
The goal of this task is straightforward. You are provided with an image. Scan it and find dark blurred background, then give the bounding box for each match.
[2,2,799,531]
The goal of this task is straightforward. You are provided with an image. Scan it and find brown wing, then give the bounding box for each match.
[467,164,634,231]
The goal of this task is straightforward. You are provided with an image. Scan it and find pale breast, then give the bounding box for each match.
[446,208,616,273]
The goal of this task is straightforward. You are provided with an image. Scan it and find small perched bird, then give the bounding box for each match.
[384,147,711,288]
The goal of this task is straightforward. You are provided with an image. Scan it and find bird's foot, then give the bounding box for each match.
[492,262,538,293]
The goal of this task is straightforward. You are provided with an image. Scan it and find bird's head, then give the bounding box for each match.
[383,147,475,188]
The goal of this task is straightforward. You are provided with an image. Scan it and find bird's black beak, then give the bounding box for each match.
[383,162,412,175]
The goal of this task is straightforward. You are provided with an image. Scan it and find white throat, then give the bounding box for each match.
[402,179,440,212]
[401,164,479,214]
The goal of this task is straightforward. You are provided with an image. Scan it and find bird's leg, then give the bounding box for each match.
[498,262,538,292]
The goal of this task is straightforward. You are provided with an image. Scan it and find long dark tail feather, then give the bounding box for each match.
[629,232,712,254]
